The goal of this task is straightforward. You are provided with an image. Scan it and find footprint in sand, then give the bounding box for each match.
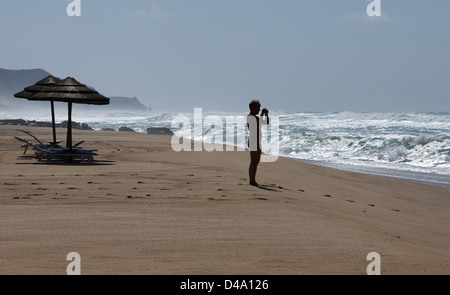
[271,184,284,189]
[67,187,77,190]
[37,188,48,191]
[127,195,144,199]
[252,197,268,201]
[13,196,31,200]
[368,204,375,207]
[298,189,305,192]
[345,199,355,203]
[217,188,226,192]
[264,183,284,189]
[208,198,227,201]
[391,209,401,212]
[323,194,332,198]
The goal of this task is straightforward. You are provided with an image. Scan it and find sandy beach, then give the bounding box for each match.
[1,124,449,275]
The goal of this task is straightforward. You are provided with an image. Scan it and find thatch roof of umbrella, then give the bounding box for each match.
[14,75,62,98]
[27,77,110,150]
[14,75,62,144]
[27,77,110,105]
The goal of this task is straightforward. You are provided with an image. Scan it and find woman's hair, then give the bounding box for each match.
[249,99,261,110]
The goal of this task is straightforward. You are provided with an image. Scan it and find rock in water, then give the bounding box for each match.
[147,127,174,135]
[119,126,135,132]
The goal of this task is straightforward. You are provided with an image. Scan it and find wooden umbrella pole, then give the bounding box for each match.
[50,101,57,145]
[67,102,73,150]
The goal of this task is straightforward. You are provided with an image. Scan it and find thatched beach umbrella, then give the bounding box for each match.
[27,77,110,150]
[14,75,62,144]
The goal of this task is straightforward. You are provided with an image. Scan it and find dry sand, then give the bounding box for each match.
[1,125,449,274]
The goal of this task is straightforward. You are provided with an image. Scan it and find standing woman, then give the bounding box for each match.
[247,99,269,186]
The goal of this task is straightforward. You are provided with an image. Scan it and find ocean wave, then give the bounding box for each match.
[2,110,449,175]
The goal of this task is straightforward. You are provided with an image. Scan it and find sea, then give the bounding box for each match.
[2,109,449,188]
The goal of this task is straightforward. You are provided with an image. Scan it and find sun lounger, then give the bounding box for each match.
[15,129,85,154]
[15,130,50,154]
[13,136,98,163]
[15,129,52,145]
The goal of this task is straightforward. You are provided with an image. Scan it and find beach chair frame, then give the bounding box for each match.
[13,136,98,164]
[15,129,85,154]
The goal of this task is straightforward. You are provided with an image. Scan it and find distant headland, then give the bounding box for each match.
[0,68,150,112]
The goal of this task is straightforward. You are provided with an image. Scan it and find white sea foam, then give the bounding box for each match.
[2,109,449,185]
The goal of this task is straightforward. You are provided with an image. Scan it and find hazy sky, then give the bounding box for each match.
[1,0,449,112]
